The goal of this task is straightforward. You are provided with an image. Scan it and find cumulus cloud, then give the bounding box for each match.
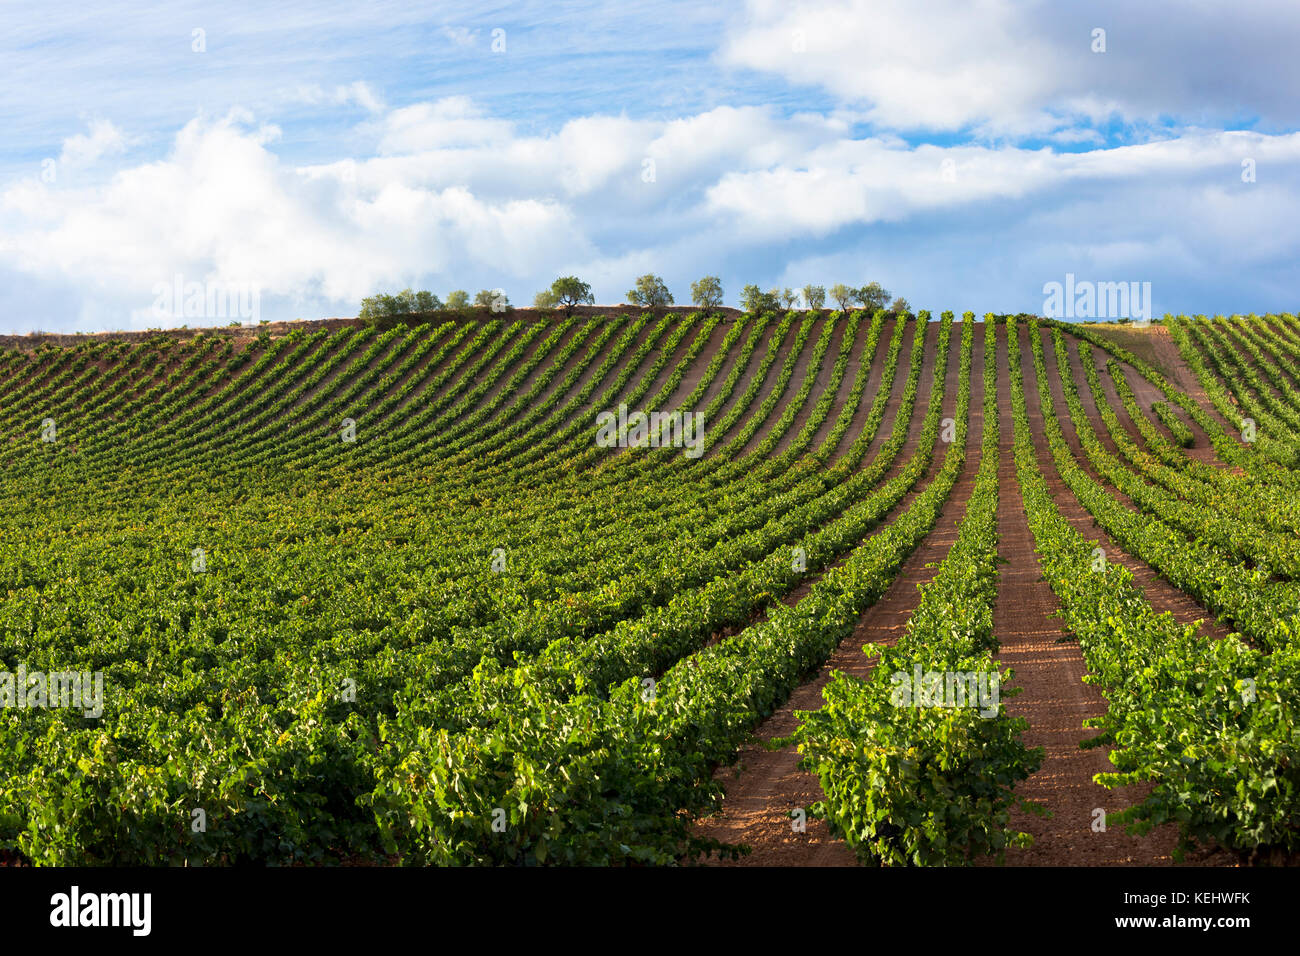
[719,0,1300,137]
[0,107,579,329]
[374,97,518,154]
[1,95,1299,331]
[705,130,1300,238]
[721,0,1059,135]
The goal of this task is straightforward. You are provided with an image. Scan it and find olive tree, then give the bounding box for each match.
[550,276,595,317]
[690,275,724,309]
[626,274,674,308]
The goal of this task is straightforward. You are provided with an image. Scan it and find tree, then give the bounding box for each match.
[533,288,561,309]
[445,290,470,311]
[740,284,781,315]
[358,287,441,325]
[690,276,724,310]
[856,281,891,313]
[889,296,910,316]
[778,288,798,310]
[626,274,674,308]
[358,293,390,323]
[829,283,856,311]
[474,289,511,312]
[550,276,594,317]
[802,285,826,310]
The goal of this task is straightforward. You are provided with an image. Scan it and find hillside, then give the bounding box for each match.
[0,310,1297,867]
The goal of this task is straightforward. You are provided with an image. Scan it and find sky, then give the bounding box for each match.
[1,0,1298,332]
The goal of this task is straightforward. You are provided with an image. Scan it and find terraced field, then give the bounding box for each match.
[0,310,1297,866]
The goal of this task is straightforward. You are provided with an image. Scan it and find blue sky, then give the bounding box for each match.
[2,0,1299,332]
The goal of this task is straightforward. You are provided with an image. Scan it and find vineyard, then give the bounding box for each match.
[0,309,1298,867]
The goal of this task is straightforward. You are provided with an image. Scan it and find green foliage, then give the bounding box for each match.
[792,313,1042,866]
[828,283,855,310]
[1012,315,1300,859]
[801,284,826,310]
[626,274,673,308]
[5,301,1299,869]
[690,275,724,309]
[550,276,594,317]
[473,289,511,312]
[739,284,781,315]
[856,281,890,312]
[533,288,561,310]
[358,288,441,326]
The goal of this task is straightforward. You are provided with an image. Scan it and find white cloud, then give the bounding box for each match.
[282,81,385,113]
[720,0,1062,134]
[440,26,477,48]
[0,108,578,328]
[375,97,515,153]
[58,119,128,169]
[2,98,1299,330]
[704,130,1300,239]
[720,0,1300,136]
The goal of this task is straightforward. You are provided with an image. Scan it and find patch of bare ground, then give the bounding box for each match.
[1087,344,1224,468]
[1145,324,1244,438]
[0,317,360,354]
[1075,323,1174,378]
[1038,328,1230,639]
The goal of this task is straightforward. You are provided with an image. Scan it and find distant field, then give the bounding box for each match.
[0,309,1297,867]
[1075,322,1174,377]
